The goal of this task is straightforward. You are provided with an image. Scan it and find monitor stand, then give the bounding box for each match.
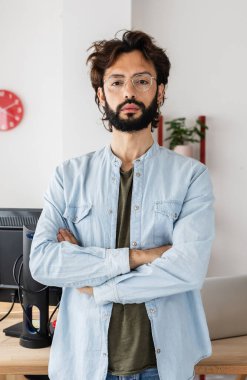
[3,321,23,338]
[3,321,54,339]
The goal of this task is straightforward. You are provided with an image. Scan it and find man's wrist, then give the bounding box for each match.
[129,249,145,269]
[129,245,172,269]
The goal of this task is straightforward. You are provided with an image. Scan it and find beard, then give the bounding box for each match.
[103,91,159,133]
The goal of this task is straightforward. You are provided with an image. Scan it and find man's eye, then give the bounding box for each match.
[111,81,124,86]
[137,79,149,85]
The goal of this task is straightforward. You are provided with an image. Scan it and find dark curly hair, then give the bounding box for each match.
[86,30,171,132]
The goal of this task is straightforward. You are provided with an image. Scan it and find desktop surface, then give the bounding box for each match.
[1,303,247,376]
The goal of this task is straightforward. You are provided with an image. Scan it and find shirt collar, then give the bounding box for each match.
[106,140,159,168]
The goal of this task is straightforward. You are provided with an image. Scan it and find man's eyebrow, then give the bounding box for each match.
[108,71,153,78]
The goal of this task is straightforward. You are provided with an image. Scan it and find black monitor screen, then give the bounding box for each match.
[0,228,23,289]
[0,208,61,305]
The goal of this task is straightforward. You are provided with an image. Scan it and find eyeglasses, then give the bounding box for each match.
[104,73,157,93]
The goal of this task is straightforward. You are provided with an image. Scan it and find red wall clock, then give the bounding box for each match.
[0,90,24,131]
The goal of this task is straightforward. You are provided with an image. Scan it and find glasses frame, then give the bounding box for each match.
[104,73,157,93]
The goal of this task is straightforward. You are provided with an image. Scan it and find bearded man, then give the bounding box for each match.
[30,30,215,380]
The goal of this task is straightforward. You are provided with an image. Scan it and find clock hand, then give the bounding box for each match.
[3,101,19,111]
[0,108,16,118]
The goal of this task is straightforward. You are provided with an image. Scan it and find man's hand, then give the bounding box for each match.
[129,245,172,270]
[57,228,79,245]
[77,287,93,296]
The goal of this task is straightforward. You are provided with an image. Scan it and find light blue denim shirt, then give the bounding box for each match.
[30,141,215,380]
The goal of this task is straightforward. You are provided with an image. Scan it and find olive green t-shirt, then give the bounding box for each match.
[108,166,157,376]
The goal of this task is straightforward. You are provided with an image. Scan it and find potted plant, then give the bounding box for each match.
[164,117,208,157]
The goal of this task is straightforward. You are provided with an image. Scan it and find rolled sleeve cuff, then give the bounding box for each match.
[93,279,118,305]
[106,247,130,278]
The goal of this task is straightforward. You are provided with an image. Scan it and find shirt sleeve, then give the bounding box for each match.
[93,166,215,305]
[29,164,130,288]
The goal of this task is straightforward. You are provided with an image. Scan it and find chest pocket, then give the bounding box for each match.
[63,204,93,246]
[153,200,182,245]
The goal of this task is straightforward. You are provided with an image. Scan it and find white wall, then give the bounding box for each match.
[62,0,132,160]
[0,0,63,207]
[2,0,246,276]
[0,0,131,207]
[132,0,247,276]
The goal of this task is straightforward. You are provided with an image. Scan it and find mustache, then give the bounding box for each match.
[116,99,145,115]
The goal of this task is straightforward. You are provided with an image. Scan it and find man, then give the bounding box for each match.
[30,30,215,380]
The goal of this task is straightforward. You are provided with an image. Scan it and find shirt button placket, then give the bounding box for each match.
[132,163,142,251]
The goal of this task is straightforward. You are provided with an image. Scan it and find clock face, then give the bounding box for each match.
[0,90,24,131]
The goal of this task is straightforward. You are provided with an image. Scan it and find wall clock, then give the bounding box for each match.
[0,90,24,131]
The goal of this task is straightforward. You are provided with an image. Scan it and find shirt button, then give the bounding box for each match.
[132,241,137,247]
[156,348,161,354]
[109,209,113,214]
[103,353,107,356]
[134,205,139,211]
[174,213,178,218]
[136,172,141,177]
[150,308,155,313]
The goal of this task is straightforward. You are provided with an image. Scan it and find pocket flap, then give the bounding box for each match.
[154,201,182,220]
[63,204,92,223]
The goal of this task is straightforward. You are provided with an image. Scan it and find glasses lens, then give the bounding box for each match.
[106,77,125,90]
[105,74,154,92]
[132,74,152,91]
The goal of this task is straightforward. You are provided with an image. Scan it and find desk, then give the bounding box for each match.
[195,335,247,379]
[0,303,52,379]
[0,316,49,376]
[1,307,247,379]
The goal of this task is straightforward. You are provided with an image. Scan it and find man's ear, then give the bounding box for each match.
[97,87,106,107]
[157,83,165,106]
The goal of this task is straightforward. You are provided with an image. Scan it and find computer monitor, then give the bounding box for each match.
[0,208,61,306]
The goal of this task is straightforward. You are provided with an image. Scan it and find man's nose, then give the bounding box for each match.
[123,78,136,99]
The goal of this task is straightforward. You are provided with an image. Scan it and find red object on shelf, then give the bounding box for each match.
[157,114,163,146]
[198,115,206,164]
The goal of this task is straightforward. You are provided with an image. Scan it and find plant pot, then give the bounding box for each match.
[173,145,193,158]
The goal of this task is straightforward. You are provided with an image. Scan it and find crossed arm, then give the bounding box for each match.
[57,228,172,296]
[30,163,214,305]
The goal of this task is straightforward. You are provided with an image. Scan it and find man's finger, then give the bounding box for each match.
[58,229,78,244]
[77,287,93,296]
[57,233,63,242]
[59,228,72,236]
[58,229,72,242]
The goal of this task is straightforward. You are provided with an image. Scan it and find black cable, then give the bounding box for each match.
[13,255,48,294]
[12,254,23,276]
[9,255,47,337]
[47,301,60,336]
[0,291,17,322]
[48,301,60,325]
[11,254,59,337]
[17,260,51,338]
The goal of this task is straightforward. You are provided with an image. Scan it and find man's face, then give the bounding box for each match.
[97,50,164,132]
